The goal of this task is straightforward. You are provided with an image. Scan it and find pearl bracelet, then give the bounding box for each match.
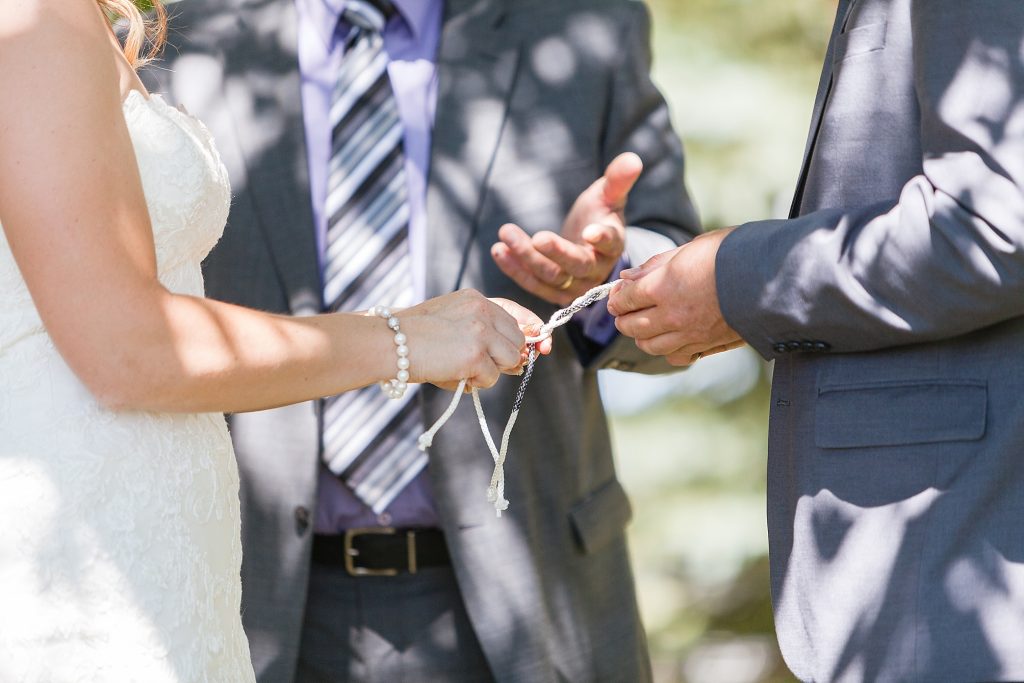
[368,306,410,399]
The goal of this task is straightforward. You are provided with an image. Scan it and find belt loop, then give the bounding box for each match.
[407,530,417,574]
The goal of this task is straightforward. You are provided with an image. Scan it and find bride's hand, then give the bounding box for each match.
[396,290,537,391]
[489,297,554,358]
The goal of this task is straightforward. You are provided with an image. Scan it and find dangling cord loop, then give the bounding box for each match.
[417,378,469,451]
[418,281,619,516]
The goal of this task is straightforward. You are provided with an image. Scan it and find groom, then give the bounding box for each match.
[610,0,1024,680]
[144,0,698,680]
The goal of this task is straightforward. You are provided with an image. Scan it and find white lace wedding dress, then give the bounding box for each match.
[0,91,256,682]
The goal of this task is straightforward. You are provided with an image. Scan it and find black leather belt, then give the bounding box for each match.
[312,528,450,577]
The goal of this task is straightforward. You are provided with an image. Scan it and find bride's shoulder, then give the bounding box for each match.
[1,0,104,28]
[0,0,112,52]
[0,0,119,100]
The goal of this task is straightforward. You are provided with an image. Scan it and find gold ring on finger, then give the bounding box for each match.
[557,274,575,291]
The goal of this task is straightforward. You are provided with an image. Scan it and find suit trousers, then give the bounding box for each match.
[296,562,495,683]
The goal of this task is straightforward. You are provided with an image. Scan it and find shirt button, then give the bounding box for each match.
[377,511,393,527]
[294,506,311,534]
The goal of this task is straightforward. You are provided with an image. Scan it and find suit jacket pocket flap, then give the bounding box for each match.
[569,478,633,555]
[815,380,987,449]
[834,22,887,63]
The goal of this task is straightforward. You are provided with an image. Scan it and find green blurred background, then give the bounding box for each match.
[601,2,836,681]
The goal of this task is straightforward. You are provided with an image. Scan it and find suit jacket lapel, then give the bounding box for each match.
[789,0,858,217]
[425,0,521,299]
[228,0,322,314]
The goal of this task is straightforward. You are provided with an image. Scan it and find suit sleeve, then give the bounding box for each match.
[716,1,1024,358]
[581,0,702,374]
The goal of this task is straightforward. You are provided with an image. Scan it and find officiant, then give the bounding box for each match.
[143,0,699,679]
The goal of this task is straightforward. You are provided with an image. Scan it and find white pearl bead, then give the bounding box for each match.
[395,381,408,393]
[396,344,409,357]
[394,332,407,345]
[387,317,400,330]
[397,357,410,370]
[368,306,381,317]
[397,369,410,382]
[379,307,391,318]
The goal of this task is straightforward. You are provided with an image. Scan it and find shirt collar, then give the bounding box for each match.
[302,0,434,49]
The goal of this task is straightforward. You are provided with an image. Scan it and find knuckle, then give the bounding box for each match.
[469,319,487,337]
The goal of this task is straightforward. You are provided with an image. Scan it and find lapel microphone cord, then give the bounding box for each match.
[417,281,620,516]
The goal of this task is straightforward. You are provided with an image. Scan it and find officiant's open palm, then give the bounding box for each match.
[492,153,642,306]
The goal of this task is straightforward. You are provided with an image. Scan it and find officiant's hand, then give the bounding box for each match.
[399,290,548,392]
[491,153,642,307]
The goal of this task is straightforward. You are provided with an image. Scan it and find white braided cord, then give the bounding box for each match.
[418,281,619,516]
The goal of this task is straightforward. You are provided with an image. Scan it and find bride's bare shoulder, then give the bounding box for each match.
[0,0,107,28]
[0,0,118,99]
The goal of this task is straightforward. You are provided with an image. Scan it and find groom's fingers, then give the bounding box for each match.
[634,330,694,357]
[620,246,679,280]
[607,277,654,317]
[614,304,684,343]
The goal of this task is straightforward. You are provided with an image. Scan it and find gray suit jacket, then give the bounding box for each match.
[144,1,698,681]
[717,1,1024,681]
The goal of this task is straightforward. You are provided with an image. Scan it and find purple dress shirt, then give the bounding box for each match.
[297,0,623,533]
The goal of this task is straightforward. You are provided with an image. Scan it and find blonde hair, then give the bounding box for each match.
[96,0,167,68]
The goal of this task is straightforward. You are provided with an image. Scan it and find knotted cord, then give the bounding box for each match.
[417,281,619,516]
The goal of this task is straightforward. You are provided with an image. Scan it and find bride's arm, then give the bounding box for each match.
[0,1,530,414]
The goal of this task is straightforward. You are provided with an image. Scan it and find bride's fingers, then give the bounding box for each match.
[469,357,502,390]
[491,307,527,350]
[488,298,537,347]
[488,333,525,373]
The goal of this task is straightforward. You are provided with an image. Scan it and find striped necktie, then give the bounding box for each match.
[320,0,424,514]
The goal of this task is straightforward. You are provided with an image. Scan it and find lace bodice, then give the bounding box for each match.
[0,91,230,350]
[0,92,254,682]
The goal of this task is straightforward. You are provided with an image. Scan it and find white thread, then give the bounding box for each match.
[418,281,619,516]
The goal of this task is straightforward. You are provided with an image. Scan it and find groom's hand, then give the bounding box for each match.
[608,228,746,366]
[491,153,643,307]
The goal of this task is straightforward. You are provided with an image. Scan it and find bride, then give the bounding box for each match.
[0,1,548,680]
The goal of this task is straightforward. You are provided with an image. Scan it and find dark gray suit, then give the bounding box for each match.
[144,0,698,680]
[717,1,1024,680]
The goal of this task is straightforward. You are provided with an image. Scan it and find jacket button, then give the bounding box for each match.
[294,506,311,534]
[773,342,788,354]
[786,341,802,351]
[800,341,816,352]
[813,341,831,352]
